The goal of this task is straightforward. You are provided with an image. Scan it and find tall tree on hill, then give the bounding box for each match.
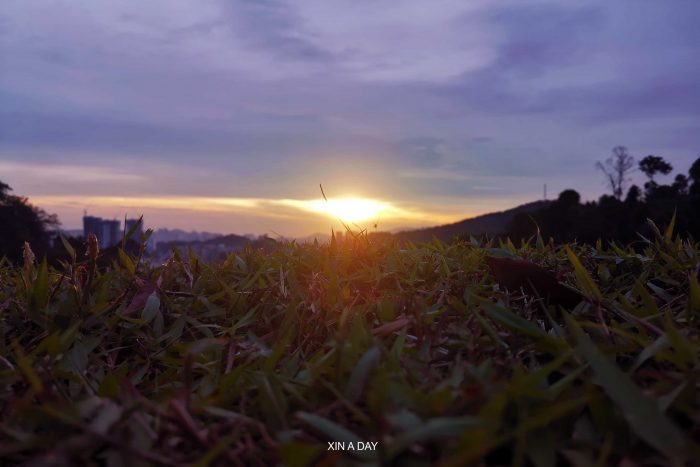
[672,174,689,196]
[639,155,673,197]
[625,185,642,204]
[689,156,700,198]
[639,155,673,182]
[0,180,59,263]
[596,146,635,200]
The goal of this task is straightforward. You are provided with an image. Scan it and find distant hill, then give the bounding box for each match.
[164,233,250,248]
[59,227,222,247]
[152,233,250,262]
[294,233,332,244]
[394,200,552,243]
[60,229,84,238]
[150,228,221,247]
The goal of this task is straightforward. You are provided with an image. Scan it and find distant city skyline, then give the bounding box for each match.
[82,215,143,247]
[1,1,699,236]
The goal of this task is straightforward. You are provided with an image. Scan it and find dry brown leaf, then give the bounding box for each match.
[372,316,411,337]
[485,256,582,308]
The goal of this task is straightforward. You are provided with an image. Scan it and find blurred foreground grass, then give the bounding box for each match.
[1,222,699,466]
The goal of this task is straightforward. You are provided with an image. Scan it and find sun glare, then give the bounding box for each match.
[306,198,388,223]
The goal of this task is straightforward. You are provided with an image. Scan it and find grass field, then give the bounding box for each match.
[1,222,699,466]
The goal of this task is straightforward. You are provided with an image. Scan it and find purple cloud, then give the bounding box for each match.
[0,0,698,233]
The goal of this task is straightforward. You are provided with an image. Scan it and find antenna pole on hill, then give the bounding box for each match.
[543,184,547,200]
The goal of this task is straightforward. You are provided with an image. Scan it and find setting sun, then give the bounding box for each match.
[305,198,389,223]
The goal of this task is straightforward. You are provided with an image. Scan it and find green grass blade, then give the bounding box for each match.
[564,312,690,461]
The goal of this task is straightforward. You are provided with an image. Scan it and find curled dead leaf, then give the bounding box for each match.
[485,256,582,308]
[123,278,159,315]
[373,316,411,337]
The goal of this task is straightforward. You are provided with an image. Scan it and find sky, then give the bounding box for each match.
[1,0,699,236]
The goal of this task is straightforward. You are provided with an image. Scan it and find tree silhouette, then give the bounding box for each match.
[557,189,581,206]
[672,174,689,196]
[596,146,635,200]
[639,155,673,198]
[689,156,700,198]
[639,154,673,191]
[639,155,673,182]
[625,185,641,204]
[0,180,59,263]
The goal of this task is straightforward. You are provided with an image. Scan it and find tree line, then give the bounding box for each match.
[507,148,700,244]
[0,181,58,263]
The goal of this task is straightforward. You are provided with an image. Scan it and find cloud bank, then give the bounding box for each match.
[1,0,698,233]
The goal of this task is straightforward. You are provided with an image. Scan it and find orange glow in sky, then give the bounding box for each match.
[287,198,390,223]
[25,194,482,236]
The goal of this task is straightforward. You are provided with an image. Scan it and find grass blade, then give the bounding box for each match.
[564,312,690,461]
